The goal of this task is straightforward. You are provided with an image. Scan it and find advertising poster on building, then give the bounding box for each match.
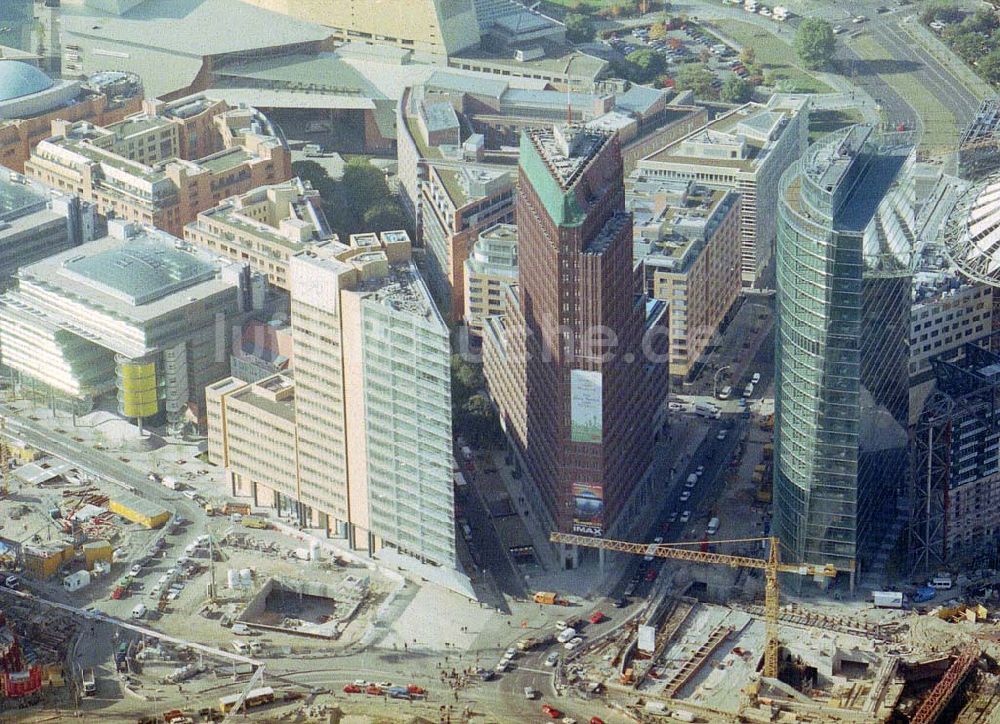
[570,369,602,443]
[572,482,603,536]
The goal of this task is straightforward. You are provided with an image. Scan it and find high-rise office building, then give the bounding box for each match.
[774,126,912,586]
[207,231,457,570]
[483,126,668,561]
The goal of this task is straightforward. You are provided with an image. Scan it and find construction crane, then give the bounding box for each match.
[549,532,836,678]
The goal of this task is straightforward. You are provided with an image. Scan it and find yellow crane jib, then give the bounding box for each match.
[549,531,836,678]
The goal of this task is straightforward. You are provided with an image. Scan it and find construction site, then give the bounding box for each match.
[547,529,1000,724]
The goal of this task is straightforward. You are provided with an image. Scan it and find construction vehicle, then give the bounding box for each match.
[550,532,837,678]
[241,516,270,530]
[532,591,568,605]
[222,502,251,516]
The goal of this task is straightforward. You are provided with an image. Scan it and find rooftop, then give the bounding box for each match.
[526,124,608,189]
[642,97,805,171]
[421,101,460,134]
[357,262,440,323]
[631,183,735,273]
[0,173,48,221]
[450,42,608,81]
[0,61,53,102]
[61,238,217,306]
[60,0,331,59]
[230,373,297,423]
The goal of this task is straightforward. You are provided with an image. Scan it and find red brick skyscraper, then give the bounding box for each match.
[484,125,669,563]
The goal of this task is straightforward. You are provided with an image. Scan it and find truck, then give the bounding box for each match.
[773,5,790,20]
[82,668,96,696]
[516,636,540,651]
[303,143,323,157]
[695,402,721,419]
[161,476,181,491]
[242,516,270,530]
[223,502,251,516]
[533,591,567,605]
[872,591,904,609]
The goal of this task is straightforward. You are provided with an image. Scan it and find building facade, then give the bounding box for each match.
[464,223,518,337]
[24,94,292,238]
[910,342,1000,574]
[421,164,514,319]
[0,221,256,430]
[239,0,483,60]
[483,126,669,560]
[208,231,457,569]
[774,126,912,584]
[630,179,742,378]
[0,171,98,290]
[0,64,143,173]
[637,96,809,289]
[184,177,335,290]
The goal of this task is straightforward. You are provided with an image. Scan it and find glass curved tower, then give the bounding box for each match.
[774,125,911,586]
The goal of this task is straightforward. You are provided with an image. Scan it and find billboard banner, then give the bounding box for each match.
[570,369,602,444]
[572,482,604,537]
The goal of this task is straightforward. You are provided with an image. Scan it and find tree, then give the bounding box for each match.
[721,76,753,103]
[698,46,712,64]
[461,394,500,447]
[564,13,595,44]
[739,45,756,67]
[794,18,835,70]
[625,48,666,84]
[950,31,986,63]
[340,159,391,216]
[675,64,715,97]
[978,48,1000,86]
[648,21,668,41]
[362,202,409,234]
[921,2,965,27]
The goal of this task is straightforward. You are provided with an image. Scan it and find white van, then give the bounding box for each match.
[751,372,761,385]
[685,474,698,489]
[231,623,251,635]
[718,386,732,400]
[929,574,953,590]
[707,517,720,535]
[131,603,147,619]
[232,640,249,654]
[743,383,754,398]
[556,627,576,644]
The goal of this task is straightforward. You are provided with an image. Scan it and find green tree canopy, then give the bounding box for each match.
[978,48,1000,86]
[720,75,753,103]
[625,48,667,84]
[794,18,835,70]
[675,64,715,97]
[564,13,596,44]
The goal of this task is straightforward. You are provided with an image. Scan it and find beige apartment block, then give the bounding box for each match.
[207,231,457,568]
[637,95,809,289]
[185,177,336,290]
[24,94,292,237]
[630,180,742,378]
[464,223,517,337]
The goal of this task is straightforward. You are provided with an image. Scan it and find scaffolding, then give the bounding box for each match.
[909,341,1000,576]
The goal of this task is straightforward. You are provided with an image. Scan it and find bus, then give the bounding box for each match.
[219,686,275,713]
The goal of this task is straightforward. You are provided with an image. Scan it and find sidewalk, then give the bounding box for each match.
[488,417,710,600]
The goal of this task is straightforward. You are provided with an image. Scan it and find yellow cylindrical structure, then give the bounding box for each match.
[117,357,158,419]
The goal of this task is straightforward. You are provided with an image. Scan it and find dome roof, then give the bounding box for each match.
[0,61,54,103]
[944,175,1000,283]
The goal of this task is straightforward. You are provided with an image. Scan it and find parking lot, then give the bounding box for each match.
[602,19,752,92]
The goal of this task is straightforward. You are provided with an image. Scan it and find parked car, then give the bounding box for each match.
[544,652,560,667]
[542,704,563,719]
[680,510,691,523]
[679,490,691,502]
